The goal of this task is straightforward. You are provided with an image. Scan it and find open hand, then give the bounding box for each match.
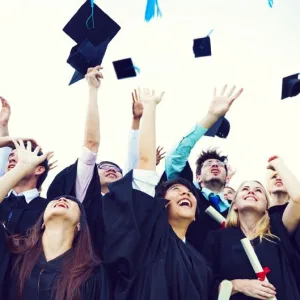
[208,85,243,118]
[12,140,53,173]
[156,146,166,166]
[137,88,164,106]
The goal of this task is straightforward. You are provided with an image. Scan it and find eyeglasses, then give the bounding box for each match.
[202,160,225,168]
[97,164,123,174]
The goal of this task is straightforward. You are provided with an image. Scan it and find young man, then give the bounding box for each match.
[165,85,243,252]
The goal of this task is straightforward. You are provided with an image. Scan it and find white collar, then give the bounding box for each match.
[7,188,39,204]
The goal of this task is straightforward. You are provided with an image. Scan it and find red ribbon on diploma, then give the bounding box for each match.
[268,156,278,163]
[256,267,270,281]
[221,221,226,228]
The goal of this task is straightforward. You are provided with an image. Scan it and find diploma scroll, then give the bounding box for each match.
[241,238,277,300]
[205,206,227,228]
[218,280,232,300]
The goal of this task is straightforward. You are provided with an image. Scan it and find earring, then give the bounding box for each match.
[193,217,196,222]
[76,223,81,231]
[41,223,45,230]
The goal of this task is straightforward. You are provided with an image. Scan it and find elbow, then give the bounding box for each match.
[84,140,100,152]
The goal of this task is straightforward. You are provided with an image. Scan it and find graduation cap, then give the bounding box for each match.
[281,74,300,99]
[113,58,137,80]
[205,116,230,138]
[63,1,121,85]
[193,36,211,58]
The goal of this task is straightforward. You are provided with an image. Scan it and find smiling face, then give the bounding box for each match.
[43,197,81,226]
[97,162,123,186]
[266,170,287,194]
[164,184,197,223]
[196,159,227,187]
[224,187,235,202]
[233,181,268,214]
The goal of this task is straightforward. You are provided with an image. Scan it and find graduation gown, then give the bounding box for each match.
[0,224,10,299]
[47,160,104,256]
[5,249,110,300]
[203,216,300,300]
[102,171,212,300]
[0,195,49,235]
[160,162,229,253]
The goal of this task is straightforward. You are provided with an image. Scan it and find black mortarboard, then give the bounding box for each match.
[205,116,230,138]
[63,1,120,47]
[281,74,300,99]
[63,1,121,85]
[193,36,211,58]
[113,58,137,80]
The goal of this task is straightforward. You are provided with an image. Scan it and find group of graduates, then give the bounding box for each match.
[0,65,299,300]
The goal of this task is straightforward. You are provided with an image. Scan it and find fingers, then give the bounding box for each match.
[0,96,10,107]
[261,281,276,291]
[220,84,227,96]
[231,88,243,101]
[227,85,236,98]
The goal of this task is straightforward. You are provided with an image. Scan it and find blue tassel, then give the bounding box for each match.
[144,0,162,22]
[86,0,95,29]
[133,65,141,74]
[268,0,273,8]
[207,29,214,36]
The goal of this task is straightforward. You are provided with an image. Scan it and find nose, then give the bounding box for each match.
[180,190,190,197]
[247,190,255,195]
[107,167,116,172]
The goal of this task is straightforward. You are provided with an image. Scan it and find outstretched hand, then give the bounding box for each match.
[156,146,166,166]
[12,140,53,173]
[137,88,165,106]
[208,85,243,118]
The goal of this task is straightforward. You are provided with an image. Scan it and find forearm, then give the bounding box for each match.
[197,112,219,129]
[0,125,9,137]
[0,165,28,202]
[137,103,156,171]
[125,129,139,174]
[274,161,300,203]
[231,279,242,295]
[83,87,100,152]
[131,118,140,130]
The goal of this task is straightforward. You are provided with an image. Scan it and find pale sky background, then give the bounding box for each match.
[0,0,300,196]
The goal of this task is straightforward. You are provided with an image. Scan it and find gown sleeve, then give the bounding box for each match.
[102,170,168,277]
[0,224,10,299]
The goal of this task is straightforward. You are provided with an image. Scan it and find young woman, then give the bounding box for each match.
[100,88,212,300]
[0,141,110,300]
[203,170,300,299]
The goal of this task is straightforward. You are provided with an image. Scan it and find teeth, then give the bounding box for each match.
[178,200,191,207]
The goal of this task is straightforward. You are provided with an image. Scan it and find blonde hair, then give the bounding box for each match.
[226,180,278,242]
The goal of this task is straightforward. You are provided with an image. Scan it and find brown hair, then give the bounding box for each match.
[8,195,100,300]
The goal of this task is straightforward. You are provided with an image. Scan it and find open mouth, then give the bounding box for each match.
[211,168,220,175]
[244,196,257,201]
[54,202,69,209]
[275,181,283,186]
[8,164,16,170]
[177,199,192,207]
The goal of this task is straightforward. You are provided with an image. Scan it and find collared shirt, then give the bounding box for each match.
[201,187,230,212]
[165,124,207,180]
[6,188,39,204]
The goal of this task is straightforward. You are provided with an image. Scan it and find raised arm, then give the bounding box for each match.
[137,88,164,171]
[0,140,51,202]
[75,66,103,202]
[165,85,243,180]
[268,156,300,234]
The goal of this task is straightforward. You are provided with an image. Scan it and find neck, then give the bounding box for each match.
[13,178,37,194]
[202,182,224,194]
[42,220,75,262]
[238,211,264,239]
[169,219,189,240]
[269,191,289,207]
[101,185,109,195]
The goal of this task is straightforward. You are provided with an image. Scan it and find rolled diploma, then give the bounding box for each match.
[205,206,226,225]
[241,238,277,300]
[218,280,232,300]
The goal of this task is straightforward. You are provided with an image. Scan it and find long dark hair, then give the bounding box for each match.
[8,195,100,300]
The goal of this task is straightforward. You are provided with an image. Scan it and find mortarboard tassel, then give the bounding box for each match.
[86,0,95,29]
[268,0,273,8]
[133,65,141,74]
[144,0,162,22]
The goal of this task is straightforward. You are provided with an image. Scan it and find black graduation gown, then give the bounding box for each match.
[0,224,10,299]
[47,160,104,256]
[102,171,212,300]
[160,162,229,253]
[0,195,49,235]
[203,217,300,300]
[6,250,110,300]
